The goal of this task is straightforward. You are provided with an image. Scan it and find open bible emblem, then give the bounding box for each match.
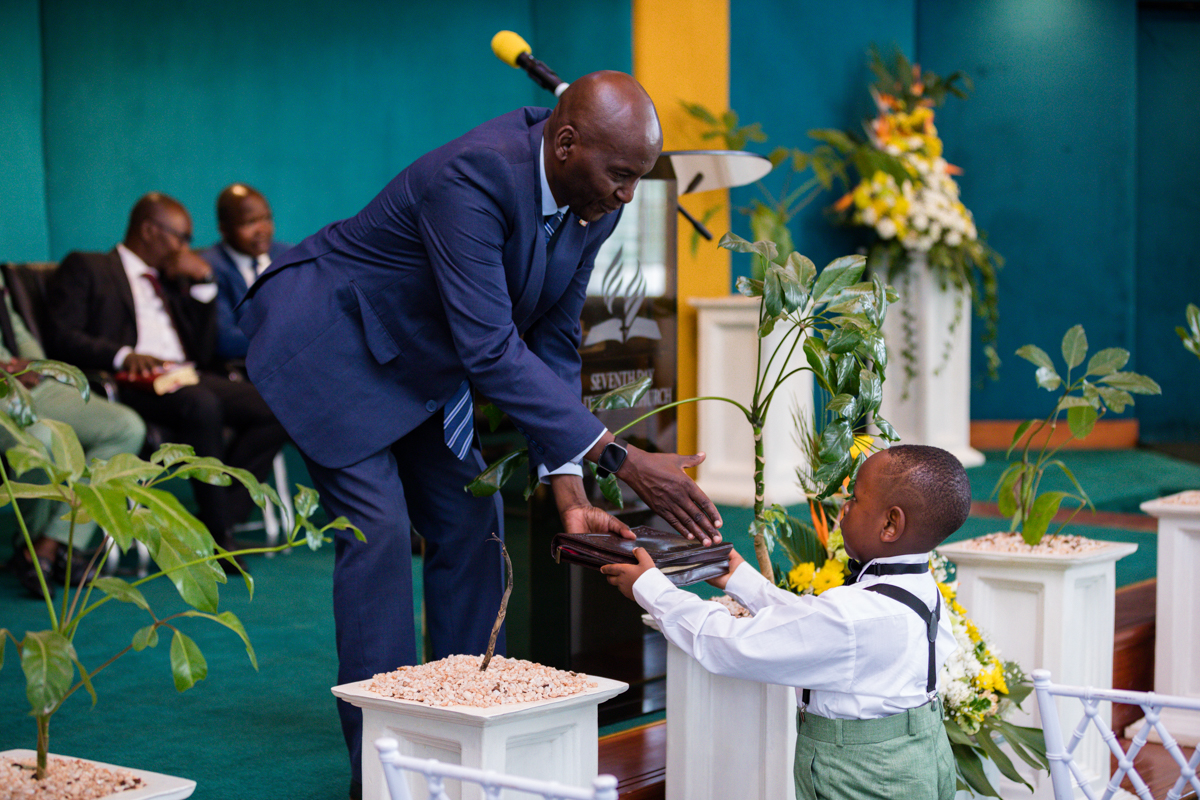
[583,246,662,346]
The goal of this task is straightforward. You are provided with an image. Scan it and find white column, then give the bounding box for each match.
[936,540,1136,799]
[691,295,812,507]
[878,257,984,468]
[1135,491,1200,746]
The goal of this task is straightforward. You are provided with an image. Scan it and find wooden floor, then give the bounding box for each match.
[599,578,1195,800]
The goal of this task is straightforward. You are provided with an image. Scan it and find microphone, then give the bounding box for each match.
[491,31,569,97]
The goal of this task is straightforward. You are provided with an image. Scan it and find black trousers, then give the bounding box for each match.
[119,371,289,543]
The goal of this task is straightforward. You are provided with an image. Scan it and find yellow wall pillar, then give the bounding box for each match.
[632,0,731,461]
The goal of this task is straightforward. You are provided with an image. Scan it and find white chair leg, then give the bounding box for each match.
[273,451,294,533]
[262,493,280,553]
[101,534,121,575]
[135,539,150,578]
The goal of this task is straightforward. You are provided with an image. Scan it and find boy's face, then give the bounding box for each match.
[839,451,894,562]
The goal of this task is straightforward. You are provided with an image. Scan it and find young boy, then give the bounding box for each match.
[602,444,972,800]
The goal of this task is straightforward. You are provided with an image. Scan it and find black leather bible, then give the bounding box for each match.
[551,525,733,587]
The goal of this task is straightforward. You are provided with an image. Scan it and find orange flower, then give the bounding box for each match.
[833,192,855,212]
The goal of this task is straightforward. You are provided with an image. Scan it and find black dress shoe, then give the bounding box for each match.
[8,548,55,599]
[53,547,100,587]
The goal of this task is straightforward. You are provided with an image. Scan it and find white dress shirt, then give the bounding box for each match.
[634,552,958,720]
[223,243,271,289]
[112,243,216,369]
[535,133,604,482]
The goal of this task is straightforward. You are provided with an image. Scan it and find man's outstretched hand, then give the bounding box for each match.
[617,445,722,545]
[550,474,634,539]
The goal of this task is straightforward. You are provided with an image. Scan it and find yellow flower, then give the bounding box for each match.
[993,664,1009,694]
[937,582,956,602]
[965,619,981,644]
[849,435,875,460]
[812,561,845,594]
[788,562,816,592]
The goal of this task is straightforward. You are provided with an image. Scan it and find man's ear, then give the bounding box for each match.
[553,124,577,160]
[880,505,906,543]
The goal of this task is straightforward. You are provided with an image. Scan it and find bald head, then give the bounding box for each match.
[124,192,193,269]
[216,183,275,257]
[544,71,663,223]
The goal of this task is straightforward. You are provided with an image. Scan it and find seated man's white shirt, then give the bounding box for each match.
[634,552,958,720]
[223,243,271,289]
[113,243,215,369]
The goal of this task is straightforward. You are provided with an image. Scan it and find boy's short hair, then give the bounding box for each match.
[878,444,971,549]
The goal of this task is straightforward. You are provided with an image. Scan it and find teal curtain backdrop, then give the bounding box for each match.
[729,0,1199,439]
[6,0,630,261]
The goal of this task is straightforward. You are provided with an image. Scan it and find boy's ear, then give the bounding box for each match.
[880,505,905,543]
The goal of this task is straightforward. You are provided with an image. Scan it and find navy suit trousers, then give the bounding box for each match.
[301,410,506,785]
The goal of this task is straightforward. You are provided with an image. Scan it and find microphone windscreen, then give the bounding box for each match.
[491,30,531,67]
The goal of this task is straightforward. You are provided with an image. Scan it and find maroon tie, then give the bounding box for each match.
[141,272,184,342]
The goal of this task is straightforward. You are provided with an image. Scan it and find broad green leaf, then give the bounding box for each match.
[151,442,196,466]
[826,327,862,354]
[1099,372,1162,396]
[995,721,1049,769]
[320,516,365,543]
[1097,386,1133,413]
[784,251,817,291]
[995,463,1024,519]
[293,485,320,517]
[588,376,651,411]
[90,452,163,486]
[26,360,90,400]
[1006,420,1034,457]
[762,267,784,318]
[735,276,763,298]
[717,231,777,262]
[1022,491,1069,546]
[1046,460,1091,508]
[803,338,833,393]
[826,394,858,420]
[812,255,866,304]
[857,370,882,415]
[1,374,37,427]
[1015,344,1055,372]
[976,728,1030,788]
[874,415,897,441]
[0,406,46,451]
[170,457,235,487]
[819,420,853,463]
[757,314,777,339]
[209,463,269,509]
[126,485,210,543]
[169,630,208,691]
[0,481,70,503]
[1060,325,1087,370]
[91,576,150,611]
[950,744,1000,798]
[132,625,159,651]
[75,484,138,550]
[1085,347,1128,377]
[834,354,861,396]
[466,448,529,497]
[856,330,887,370]
[21,630,74,714]
[943,719,975,747]
[823,282,875,315]
[1067,405,1098,439]
[1034,366,1061,391]
[772,264,806,312]
[40,419,87,481]
[1056,395,1094,411]
[71,654,97,707]
[182,610,258,670]
[481,402,504,433]
[6,443,66,483]
[597,473,623,508]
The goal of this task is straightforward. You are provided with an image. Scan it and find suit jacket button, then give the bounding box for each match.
[425,400,437,413]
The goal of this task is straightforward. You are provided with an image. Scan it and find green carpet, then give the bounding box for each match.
[2,447,1190,796]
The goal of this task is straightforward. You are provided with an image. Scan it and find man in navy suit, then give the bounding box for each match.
[240,72,723,796]
[200,184,291,362]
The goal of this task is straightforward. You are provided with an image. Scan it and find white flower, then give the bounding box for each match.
[876,217,898,239]
[861,206,878,225]
[945,230,962,247]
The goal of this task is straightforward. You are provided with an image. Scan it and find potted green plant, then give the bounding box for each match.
[938,325,1158,797]
[0,360,360,797]
[1177,302,1200,361]
[470,232,898,585]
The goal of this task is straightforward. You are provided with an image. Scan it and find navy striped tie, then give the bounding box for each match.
[544,210,565,243]
[443,380,473,460]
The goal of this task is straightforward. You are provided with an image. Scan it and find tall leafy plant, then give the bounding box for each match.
[470,233,899,584]
[0,360,362,781]
[993,326,1160,545]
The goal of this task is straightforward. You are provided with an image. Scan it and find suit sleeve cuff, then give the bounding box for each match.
[537,429,607,484]
[113,346,132,371]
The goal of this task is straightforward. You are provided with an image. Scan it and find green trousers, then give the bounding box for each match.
[5,380,145,547]
[794,697,955,800]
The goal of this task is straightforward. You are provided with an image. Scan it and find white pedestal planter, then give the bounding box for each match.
[691,295,812,507]
[1134,491,1200,746]
[646,616,796,800]
[332,676,627,800]
[878,260,984,468]
[937,539,1137,799]
[0,750,196,800]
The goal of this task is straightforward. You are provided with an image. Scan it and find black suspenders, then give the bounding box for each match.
[801,584,941,707]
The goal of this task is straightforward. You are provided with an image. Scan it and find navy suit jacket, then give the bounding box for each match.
[200,240,291,360]
[241,107,617,470]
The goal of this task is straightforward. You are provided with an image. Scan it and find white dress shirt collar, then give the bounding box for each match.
[539,134,568,217]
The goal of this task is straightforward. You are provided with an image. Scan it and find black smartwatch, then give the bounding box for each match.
[595,441,628,479]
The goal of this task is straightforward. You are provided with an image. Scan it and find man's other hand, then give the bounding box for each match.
[122,353,166,378]
[163,249,213,283]
[618,446,723,545]
[601,546,655,600]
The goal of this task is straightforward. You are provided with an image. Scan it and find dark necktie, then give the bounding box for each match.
[845,559,930,585]
[544,210,565,243]
[0,287,21,357]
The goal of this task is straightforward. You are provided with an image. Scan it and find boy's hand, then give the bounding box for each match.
[705,547,746,591]
[601,547,656,600]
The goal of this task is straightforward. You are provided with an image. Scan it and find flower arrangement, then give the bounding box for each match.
[806,46,1003,388]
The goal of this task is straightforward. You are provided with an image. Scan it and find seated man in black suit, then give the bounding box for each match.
[199,183,291,362]
[46,192,289,568]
